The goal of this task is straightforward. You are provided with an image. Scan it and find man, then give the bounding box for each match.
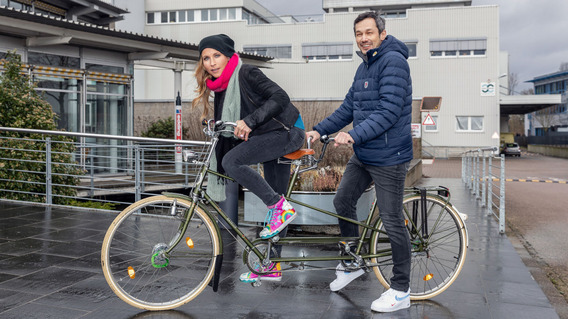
[306,11,413,313]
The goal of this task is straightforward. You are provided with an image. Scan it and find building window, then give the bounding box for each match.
[147,12,155,24]
[405,42,417,58]
[456,116,484,132]
[210,9,217,21]
[424,115,438,132]
[244,45,292,59]
[178,10,186,22]
[430,38,487,58]
[302,43,353,61]
[201,9,208,21]
[219,8,227,20]
[160,12,168,23]
[28,52,80,69]
[187,10,194,22]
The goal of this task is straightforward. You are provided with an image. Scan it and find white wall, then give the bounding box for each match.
[137,2,501,150]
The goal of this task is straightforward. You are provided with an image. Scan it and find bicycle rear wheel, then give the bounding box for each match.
[101,195,220,310]
[370,195,467,300]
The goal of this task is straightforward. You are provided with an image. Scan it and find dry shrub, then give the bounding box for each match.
[293,166,343,192]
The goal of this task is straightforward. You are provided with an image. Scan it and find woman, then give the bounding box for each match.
[192,34,305,283]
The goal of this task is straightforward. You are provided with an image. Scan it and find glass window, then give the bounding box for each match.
[86,63,124,74]
[28,52,80,68]
[302,43,353,61]
[161,12,168,23]
[201,9,208,21]
[169,11,176,22]
[187,10,194,21]
[430,38,487,58]
[244,45,292,59]
[210,9,217,21]
[471,117,483,130]
[456,116,483,131]
[36,89,81,132]
[178,10,186,22]
[147,12,155,24]
[219,8,227,20]
[228,8,236,20]
[405,43,417,57]
[456,116,468,131]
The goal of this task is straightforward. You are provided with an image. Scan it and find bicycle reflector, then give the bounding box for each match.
[127,266,135,279]
[186,237,194,249]
[423,273,434,281]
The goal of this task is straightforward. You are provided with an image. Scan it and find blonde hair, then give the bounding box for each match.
[192,57,213,119]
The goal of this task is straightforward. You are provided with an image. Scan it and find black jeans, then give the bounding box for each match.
[222,126,305,205]
[333,155,411,292]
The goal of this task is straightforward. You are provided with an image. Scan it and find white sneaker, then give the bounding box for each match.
[371,288,411,313]
[329,263,365,292]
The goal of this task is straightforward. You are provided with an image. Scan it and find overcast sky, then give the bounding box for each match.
[256,0,568,93]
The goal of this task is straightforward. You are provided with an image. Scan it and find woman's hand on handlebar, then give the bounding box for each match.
[333,132,354,147]
[234,120,251,141]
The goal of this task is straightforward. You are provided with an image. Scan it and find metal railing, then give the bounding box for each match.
[0,127,210,210]
[462,148,505,234]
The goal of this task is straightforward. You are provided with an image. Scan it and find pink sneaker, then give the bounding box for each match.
[259,197,297,239]
[239,262,282,283]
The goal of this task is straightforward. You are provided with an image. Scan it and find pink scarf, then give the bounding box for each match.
[206,53,239,92]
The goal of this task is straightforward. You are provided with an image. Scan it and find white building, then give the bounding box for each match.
[130,0,505,156]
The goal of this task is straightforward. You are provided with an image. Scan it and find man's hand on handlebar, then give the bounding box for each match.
[305,131,321,147]
[333,132,354,147]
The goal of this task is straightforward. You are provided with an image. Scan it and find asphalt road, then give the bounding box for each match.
[501,153,568,319]
[424,152,568,319]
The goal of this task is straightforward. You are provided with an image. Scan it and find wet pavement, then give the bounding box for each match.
[0,177,561,319]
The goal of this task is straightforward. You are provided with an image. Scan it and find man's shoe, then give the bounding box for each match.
[329,263,365,292]
[239,262,282,283]
[371,288,411,312]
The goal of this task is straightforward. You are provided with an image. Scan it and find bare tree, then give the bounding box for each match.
[520,88,534,95]
[559,62,568,71]
[507,72,519,95]
[533,106,559,134]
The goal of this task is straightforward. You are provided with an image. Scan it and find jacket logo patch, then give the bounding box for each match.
[364,81,368,88]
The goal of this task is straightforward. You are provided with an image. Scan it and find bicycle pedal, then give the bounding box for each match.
[269,235,280,243]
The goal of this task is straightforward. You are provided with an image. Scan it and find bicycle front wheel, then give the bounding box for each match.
[370,195,467,300]
[101,195,220,310]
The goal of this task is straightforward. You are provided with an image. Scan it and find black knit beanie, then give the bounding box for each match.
[198,34,235,58]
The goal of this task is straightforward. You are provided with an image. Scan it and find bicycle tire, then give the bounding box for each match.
[101,195,220,310]
[370,195,467,300]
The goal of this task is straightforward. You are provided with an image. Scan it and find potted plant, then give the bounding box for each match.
[243,146,375,225]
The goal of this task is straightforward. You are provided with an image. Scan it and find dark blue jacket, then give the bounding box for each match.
[314,35,413,166]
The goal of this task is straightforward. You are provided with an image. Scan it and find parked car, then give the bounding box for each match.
[501,142,521,157]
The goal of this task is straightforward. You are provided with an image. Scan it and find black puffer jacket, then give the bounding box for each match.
[238,64,299,136]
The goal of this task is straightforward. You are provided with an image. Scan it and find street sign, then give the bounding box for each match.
[411,123,421,138]
[423,113,436,126]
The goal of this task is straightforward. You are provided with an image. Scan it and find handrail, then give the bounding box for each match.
[461,147,505,234]
[0,126,209,146]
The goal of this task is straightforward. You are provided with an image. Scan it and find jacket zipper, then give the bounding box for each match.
[242,87,290,132]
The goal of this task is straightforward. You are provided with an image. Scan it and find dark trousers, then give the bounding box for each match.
[333,155,411,291]
[222,127,305,256]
